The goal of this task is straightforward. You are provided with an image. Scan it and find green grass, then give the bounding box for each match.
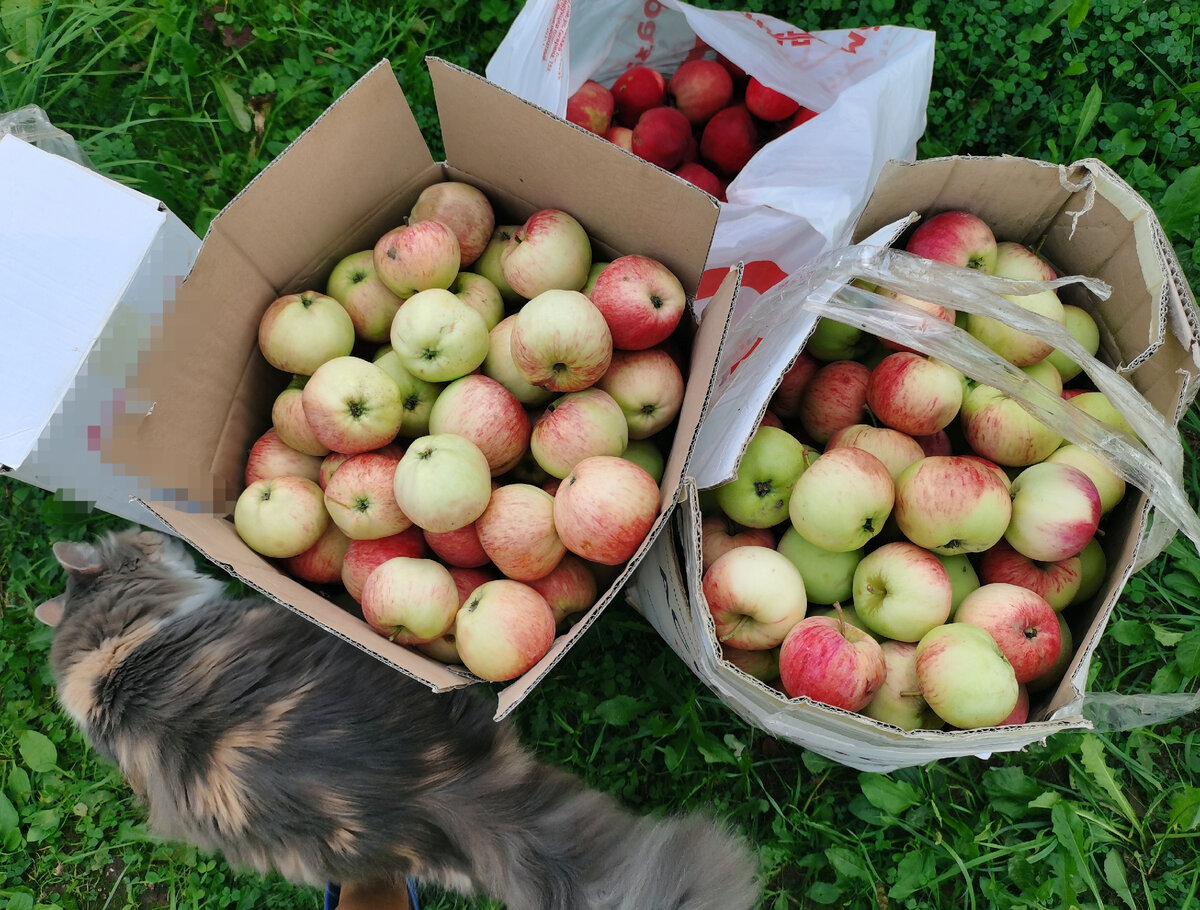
[3,1,1200,908]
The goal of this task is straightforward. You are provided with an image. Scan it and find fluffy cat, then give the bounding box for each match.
[35,527,760,909]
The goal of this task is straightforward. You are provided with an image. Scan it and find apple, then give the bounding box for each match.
[804,315,874,362]
[596,347,684,439]
[1000,685,1032,726]
[778,607,887,712]
[631,106,693,170]
[915,622,1020,729]
[388,288,490,383]
[283,522,352,586]
[966,290,1065,367]
[673,162,727,200]
[861,641,943,731]
[604,124,634,152]
[530,387,628,479]
[913,430,953,457]
[893,455,1013,555]
[701,513,776,573]
[553,455,659,565]
[852,541,954,642]
[475,483,565,582]
[825,424,925,482]
[1005,462,1102,562]
[322,452,411,540]
[422,521,489,569]
[417,626,463,666]
[993,241,1057,282]
[566,79,615,135]
[788,447,895,553]
[510,289,613,393]
[257,291,356,376]
[301,356,404,454]
[775,526,861,606]
[371,346,444,439]
[978,540,1081,612]
[620,437,665,483]
[318,452,352,489]
[373,220,461,297]
[721,645,780,684]
[1028,612,1074,693]
[1067,390,1138,439]
[500,208,592,299]
[454,579,557,681]
[936,552,981,616]
[703,545,807,650]
[588,255,687,351]
[954,582,1063,684]
[744,76,799,121]
[360,556,460,644]
[611,66,667,128]
[1045,304,1101,382]
[713,425,813,529]
[244,428,323,487]
[392,433,494,533]
[341,527,428,603]
[480,314,556,407]
[325,250,405,343]
[233,475,329,559]
[471,224,524,307]
[449,271,505,331]
[873,288,956,354]
[525,554,598,628]
[798,359,872,445]
[408,180,495,267]
[428,374,531,476]
[768,352,820,418]
[699,105,758,177]
[271,376,331,457]
[959,382,1063,467]
[866,352,964,437]
[904,211,998,272]
[668,59,734,125]
[1072,536,1107,606]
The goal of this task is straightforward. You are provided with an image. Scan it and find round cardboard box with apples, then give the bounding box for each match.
[236,181,692,683]
[705,209,1122,732]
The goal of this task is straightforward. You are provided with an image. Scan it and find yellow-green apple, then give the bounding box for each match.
[525,554,598,629]
[1005,462,1102,562]
[775,526,861,606]
[866,352,964,437]
[1028,612,1073,693]
[257,291,355,375]
[1067,390,1138,438]
[371,345,444,438]
[341,528,428,603]
[499,209,592,298]
[318,452,352,489]
[581,260,609,297]
[826,424,925,483]
[475,483,565,582]
[283,522,352,586]
[301,355,404,454]
[1071,537,1107,606]
[408,180,495,267]
[953,582,1063,684]
[778,606,887,711]
[322,452,411,540]
[449,271,504,331]
[530,387,628,479]
[325,250,405,343]
[631,105,692,171]
[244,428,323,487]
[389,288,490,383]
[798,359,872,445]
[861,640,943,731]
[768,352,820,418]
[1046,304,1101,382]
[423,521,490,569]
[428,374,531,476]
[373,220,461,297]
[701,513,776,573]
[893,455,1012,554]
[966,242,1065,365]
[804,317,872,363]
[959,382,1063,466]
[471,224,524,307]
[915,622,1020,728]
[454,579,557,681]
[510,289,613,392]
[611,66,667,128]
[993,240,1057,282]
[416,625,463,666]
[553,455,659,565]
[1046,444,1125,516]
[596,347,684,439]
[481,314,556,407]
[588,255,687,351]
[852,541,954,642]
[360,556,460,644]
[714,425,814,529]
[744,76,799,121]
[1021,357,1065,396]
[721,644,780,684]
[936,552,981,616]
[392,433,493,533]
[789,447,895,553]
[566,79,615,134]
[904,210,998,272]
[271,376,331,456]
[621,438,665,483]
[702,545,807,650]
[233,475,330,559]
[668,59,734,125]
[978,539,1082,611]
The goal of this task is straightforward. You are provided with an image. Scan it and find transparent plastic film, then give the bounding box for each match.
[0,105,91,167]
[755,245,1200,572]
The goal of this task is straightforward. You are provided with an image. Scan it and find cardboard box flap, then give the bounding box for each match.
[428,58,721,296]
[0,135,167,470]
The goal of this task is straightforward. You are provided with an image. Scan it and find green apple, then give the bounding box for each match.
[1046,304,1101,382]
[714,426,814,529]
[389,288,490,383]
[936,552,980,616]
[915,623,1020,729]
[776,525,861,605]
[789,447,894,552]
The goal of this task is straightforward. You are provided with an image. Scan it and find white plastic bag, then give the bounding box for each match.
[486,0,936,315]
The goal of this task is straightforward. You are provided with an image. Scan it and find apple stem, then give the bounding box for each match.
[832,601,848,636]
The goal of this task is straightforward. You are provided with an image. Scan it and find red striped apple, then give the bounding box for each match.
[325,250,405,343]
[915,622,1020,729]
[233,475,329,559]
[500,209,592,298]
[953,582,1063,684]
[778,607,887,711]
[788,447,895,553]
[408,180,495,267]
[322,452,411,540]
[475,483,565,582]
[373,220,461,297]
[361,556,459,644]
[703,545,807,650]
[454,579,557,681]
[553,455,659,565]
[428,374,531,476]
[589,255,687,351]
[1005,462,1102,561]
[893,455,1012,555]
[510,289,613,393]
[301,355,404,455]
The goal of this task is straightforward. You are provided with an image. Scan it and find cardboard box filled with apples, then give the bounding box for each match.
[103,57,740,719]
[629,155,1200,771]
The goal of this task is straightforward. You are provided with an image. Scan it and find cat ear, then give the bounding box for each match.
[34,598,64,627]
[51,541,104,576]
